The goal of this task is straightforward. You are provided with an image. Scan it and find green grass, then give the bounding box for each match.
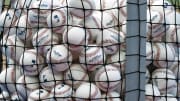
[168,0,180,7]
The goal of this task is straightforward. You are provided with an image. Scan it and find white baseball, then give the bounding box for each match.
[28,0,62,27]
[0,91,10,100]
[64,64,89,88]
[19,49,45,76]
[0,9,17,33]
[16,75,40,100]
[101,91,121,101]
[11,92,24,101]
[1,34,25,63]
[16,15,33,41]
[79,14,102,41]
[75,83,101,101]
[46,7,67,34]
[0,67,21,94]
[107,50,126,75]
[63,26,90,52]
[96,29,125,55]
[68,0,96,18]
[32,28,59,56]
[94,11,118,28]
[152,69,177,96]
[46,45,72,72]
[112,0,127,24]
[79,44,106,71]
[170,55,180,82]
[39,67,63,91]
[49,84,73,101]
[153,42,175,68]
[95,65,121,92]
[147,9,166,41]
[146,42,156,66]
[159,94,177,101]
[28,89,50,101]
[145,84,160,101]
[165,25,180,45]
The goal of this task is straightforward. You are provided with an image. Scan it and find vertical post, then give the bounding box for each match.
[125,0,146,101]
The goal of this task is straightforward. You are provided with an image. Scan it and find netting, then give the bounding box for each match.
[0,0,126,100]
[1,0,180,101]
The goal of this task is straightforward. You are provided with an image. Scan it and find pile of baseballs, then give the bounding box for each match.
[0,0,125,100]
[0,0,179,100]
[146,0,180,101]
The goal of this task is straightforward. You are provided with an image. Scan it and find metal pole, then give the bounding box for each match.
[125,0,146,101]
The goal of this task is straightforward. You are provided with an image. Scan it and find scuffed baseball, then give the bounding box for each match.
[46,45,72,72]
[32,28,59,56]
[49,84,73,101]
[1,34,25,63]
[152,69,177,96]
[63,26,90,52]
[46,7,67,34]
[0,67,21,94]
[96,29,125,55]
[39,67,63,91]
[19,49,45,76]
[145,84,160,101]
[79,44,106,71]
[95,65,121,92]
[64,64,89,88]
[101,91,121,101]
[68,0,96,18]
[75,83,101,101]
[153,42,175,68]
[28,89,50,101]
[16,75,40,99]
[107,50,126,75]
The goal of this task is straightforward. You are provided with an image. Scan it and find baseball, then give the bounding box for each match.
[101,91,121,101]
[19,49,45,76]
[28,0,62,27]
[39,67,63,91]
[16,75,40,100]
[1,34,25,63]
[0,9,17,34]
[146,42,156,66]
[95,65,121,92]
[170,55,180,82]
[16,15,33,41]
[64,64,89,88]
[11,92,24,101]
[112,0,127,24]
[46,45,72,72]
[153,42,175,68]
[28,89,50,101]
[94,11,118,28]
[63,26,90,52]
[145,84,160,101]
[152,69,177,96]
[49,84,73,101]
[46,7,67,34]
[107,50,126,75]
[158,94,177,101]
[93,0,117,10]
[79,14,102,42]
[75,83,101,101]
[147,9,166,41]
[0,67,21,94]
[32,28,59,57]
[0,91,10,100]
[68,0,96,18]
[96,29,125,55]
[79,44,106,71]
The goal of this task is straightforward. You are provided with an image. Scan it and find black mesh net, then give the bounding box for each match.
[146,0,180,101]
[0,0,125,100]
